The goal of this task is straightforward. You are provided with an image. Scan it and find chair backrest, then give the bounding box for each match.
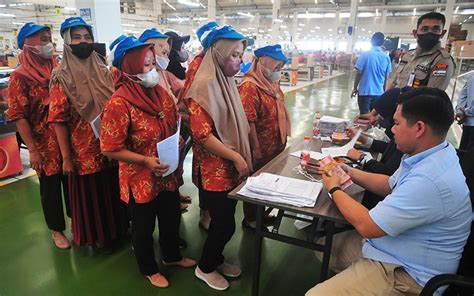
[455,149,474,278]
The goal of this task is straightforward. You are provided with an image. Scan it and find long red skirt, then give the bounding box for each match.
[69,166,128,248]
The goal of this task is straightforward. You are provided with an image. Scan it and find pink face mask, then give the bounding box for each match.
[216,49,241,77]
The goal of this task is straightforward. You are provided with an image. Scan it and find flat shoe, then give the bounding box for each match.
[162,257,197,268]
[52,232,71,250]
[146,273,169,288]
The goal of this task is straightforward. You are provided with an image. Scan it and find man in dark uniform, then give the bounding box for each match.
[387,12,455,91]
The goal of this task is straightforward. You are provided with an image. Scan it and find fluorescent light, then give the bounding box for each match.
[310,30,315,32]
[164,0,177,11]
[123,23,136,27]
[178,0,200,7]
[328,28,333,31]
[280,25,287,28]
[413,8,416,16]
[241,28,248,31]
[64,7,76,11]
[298,23,305,26]
[0,13,15,17]
[0,4,6,7]
[238,12,253,18]
[361,28,365,31]
[9,3,18,7]
[199,2,206,8]
[297,28,302,31]
[375,8,379,16]
[12,21,25,25]
[455,6,459,14]
[274,19,283,23]
[314,0,318,3]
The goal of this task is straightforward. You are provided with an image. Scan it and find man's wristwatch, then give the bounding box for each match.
[328,186,342,200]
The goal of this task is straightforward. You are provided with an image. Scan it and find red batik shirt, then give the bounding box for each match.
[239,81,286,166]
[48,83,107,175]
[7,72,62,176]
[100,93,183,204]
[188,98,240,192]
[181,53,203,103]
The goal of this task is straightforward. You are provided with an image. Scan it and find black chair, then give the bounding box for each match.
[420,149,474,296]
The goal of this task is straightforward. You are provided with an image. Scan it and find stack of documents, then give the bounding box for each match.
[319,116,351,137]
[237,173,323,207]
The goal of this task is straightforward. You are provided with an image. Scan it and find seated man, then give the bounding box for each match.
[306,87,472,296]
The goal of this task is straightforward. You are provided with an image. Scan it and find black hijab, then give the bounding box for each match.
[165,31,189,80]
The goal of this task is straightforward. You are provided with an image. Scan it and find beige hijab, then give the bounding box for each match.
[185,39,252,168]
[51,28,114,122]
[241,56,291,143]
[149,37,179,104]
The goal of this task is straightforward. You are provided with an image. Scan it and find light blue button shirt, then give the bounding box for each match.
[355,46,392,96]
[362,141,472,295]
[455,74,474,126]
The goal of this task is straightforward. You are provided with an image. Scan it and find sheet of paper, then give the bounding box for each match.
[157,116,181,177]
[90,114,101,139]
[290,150,325,160]
[321,129,362,157]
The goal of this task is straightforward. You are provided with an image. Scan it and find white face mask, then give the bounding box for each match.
[25,42,55,59]
[135,68,160,88]
[107,49,115,67]
[155,55,170,71]
[266,70,281,82]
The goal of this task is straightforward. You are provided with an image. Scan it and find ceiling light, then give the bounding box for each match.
[123,23,136,27]
[0,13,15,17]
[328,28,333,31]
[310,30,315,32]
[455,6,459,14]
[238,12,254,18]
[199,2,206,8]
[274,19,283,23]
[164,0,177,11]
[315,26,320,29]
[413,8,416,16]
[12,21,24,25]
[9,3,18,7]
[0,4,6,7]
[280,25,287,28]
[64,7,76,11]
[314,0,318,3]
[178,0,200,7]
[298,23,305,26]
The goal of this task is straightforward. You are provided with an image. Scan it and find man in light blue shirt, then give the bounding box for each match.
[455,74,474,150]
[307,87,471,296]
[352,32,392,114]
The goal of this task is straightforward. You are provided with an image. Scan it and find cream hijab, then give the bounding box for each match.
[51,28,114,122]
[185,39,252,168]
[149,37,179,104]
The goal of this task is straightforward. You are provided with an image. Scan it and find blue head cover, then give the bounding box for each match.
[60,17,92,37]
[109,34,127,51]
[254,44,288,63]
[196,21,219,43]
[113,36,151,68]
[138,28,168,43]
[201,25,245,49]
[18,22,48,49]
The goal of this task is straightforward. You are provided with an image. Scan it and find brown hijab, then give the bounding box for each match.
[185,38,252,168]
[51,28,114,122]
[241,56,291,143]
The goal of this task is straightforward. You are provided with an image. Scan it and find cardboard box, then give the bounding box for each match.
[452,40,474,58]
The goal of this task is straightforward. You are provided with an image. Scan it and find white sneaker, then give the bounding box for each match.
[195,266,230,290]
[217,261,241,278]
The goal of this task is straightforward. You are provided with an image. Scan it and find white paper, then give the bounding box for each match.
[157,116,181,177]
[290,150,325,160]
[90,114,101,139]
[237,173,323,207]
[321,129,362,157]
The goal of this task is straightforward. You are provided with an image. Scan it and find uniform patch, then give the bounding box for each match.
[415,64,430,73]
[434,64,449,70]
[432,70,447,77]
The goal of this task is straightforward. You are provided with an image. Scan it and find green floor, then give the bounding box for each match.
[0,73,458,296]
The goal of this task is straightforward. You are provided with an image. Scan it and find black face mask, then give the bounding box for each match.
[416,33,441,50]
[93,43,106,57]
[70,42,94,59]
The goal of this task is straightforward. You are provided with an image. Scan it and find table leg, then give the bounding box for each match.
[252,204,264,296]
[320,220,335,281]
